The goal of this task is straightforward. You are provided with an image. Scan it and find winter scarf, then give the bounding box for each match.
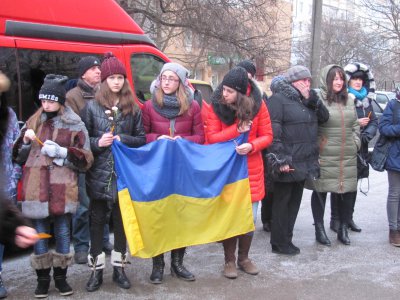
[152,94,184,119]
[348,86,370,108]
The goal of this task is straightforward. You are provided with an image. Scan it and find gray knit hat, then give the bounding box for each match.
[160,62,190,87]
[285,66,311,83]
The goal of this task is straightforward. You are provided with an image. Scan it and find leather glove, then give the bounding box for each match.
[41,140,68,159]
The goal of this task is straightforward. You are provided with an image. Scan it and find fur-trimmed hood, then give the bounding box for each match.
[344,62,376,101]
[210,79,262,125]
[269,77,302,102]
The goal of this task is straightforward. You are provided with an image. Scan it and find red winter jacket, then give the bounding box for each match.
[206,83,273,201]
[142,100,205,144]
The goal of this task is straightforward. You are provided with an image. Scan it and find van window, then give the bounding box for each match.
[130,54,165,103]
[0,47,19,116]
[1,47,102,121]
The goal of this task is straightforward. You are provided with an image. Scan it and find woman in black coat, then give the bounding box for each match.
[82,53,146,292]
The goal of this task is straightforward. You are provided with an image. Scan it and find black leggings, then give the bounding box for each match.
[311,191,353,224]
[89,200,126,257]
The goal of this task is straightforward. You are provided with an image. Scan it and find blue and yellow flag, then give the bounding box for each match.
[112,134,254,258]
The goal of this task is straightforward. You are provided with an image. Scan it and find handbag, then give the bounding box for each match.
[370,100,399,172]
[370,134,393,172]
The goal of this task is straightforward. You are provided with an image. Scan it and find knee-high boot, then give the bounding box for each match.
[338,223,351,245]
[53,252,73,296]
[222,237,237,279]
[348,193,361,232]
[150,254,165,284]
[170,248,195,281]
[330,194,340,233]
[30,252,52,298]
[237,234,259,275]
[111,250,131,289]
[86,252,105,292]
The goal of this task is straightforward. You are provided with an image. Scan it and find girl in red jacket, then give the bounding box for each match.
[206,66,273,279]
[142,62,204,284]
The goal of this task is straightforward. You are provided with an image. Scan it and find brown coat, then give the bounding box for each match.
[13,107,93,219]
[65,79,98,115]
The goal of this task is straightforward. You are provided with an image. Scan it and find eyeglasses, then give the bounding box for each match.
[160,76,180,83]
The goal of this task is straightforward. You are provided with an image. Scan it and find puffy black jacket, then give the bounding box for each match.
[354,102,378,178]
[82,100,146,202]
[266,79,329,182]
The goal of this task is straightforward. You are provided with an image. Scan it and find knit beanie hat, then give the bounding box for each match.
[100,52,127,82]
[396,86,400,100]
[237,60,256,77]
[285,66,311,83]
[38,74,69,105]
[221,67,248,94]
[159,62,190,87]
[78,56,101,78]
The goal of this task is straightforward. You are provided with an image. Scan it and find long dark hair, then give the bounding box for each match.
[326,66,348,106]
[96,79,138,116]
[221,91,254,127]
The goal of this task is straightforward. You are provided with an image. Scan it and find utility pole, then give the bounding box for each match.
[310,0,323,88]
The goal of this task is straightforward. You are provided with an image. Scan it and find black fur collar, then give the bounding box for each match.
[210,79,262,125]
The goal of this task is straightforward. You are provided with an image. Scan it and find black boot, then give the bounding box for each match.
[330,195,340,233]
[86,253,105,292]
[31,252,52,299]
[338,223,351,245]
[113,267,131,289]
[53,252,73,296]
[34,269,51,298]
[348,219,362,232]
[111,250,131,289]
[315,223,331,246]
[170,248,195,281]
[0,273,8,299]
[150,254,165,284]
[53,267,73,296]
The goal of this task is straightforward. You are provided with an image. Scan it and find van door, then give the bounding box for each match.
[122,45,169,105]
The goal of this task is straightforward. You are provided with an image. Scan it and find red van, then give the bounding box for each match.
[0,0,170,121]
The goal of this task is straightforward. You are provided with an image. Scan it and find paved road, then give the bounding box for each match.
[2,170,399,299]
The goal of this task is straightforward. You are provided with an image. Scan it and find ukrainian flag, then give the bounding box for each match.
[112,134,254,258]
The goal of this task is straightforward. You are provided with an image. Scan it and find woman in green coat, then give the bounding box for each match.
[305,65,360,246]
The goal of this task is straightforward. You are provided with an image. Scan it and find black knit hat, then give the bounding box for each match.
[78,56,101,78]
[38,74,69,105]
[237,60,256,77]
[350,70,367,83]
[221,67,249,94]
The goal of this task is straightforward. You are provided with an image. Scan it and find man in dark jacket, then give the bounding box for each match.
[267,66,329,255]
[65,56,113,264]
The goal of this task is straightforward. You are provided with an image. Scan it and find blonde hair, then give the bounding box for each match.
[155,82,190,115]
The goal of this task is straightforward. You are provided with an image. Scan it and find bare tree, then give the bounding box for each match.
[293,13,399,90]
[117,0,292,76]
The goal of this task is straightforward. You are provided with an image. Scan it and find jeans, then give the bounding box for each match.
[72,173,110,253]
[271,181,304,247]
[0,244,3,272]
[252,201,259,225]
[33,214,71,255]
[387,170,400,230]
[261,191,273,225]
